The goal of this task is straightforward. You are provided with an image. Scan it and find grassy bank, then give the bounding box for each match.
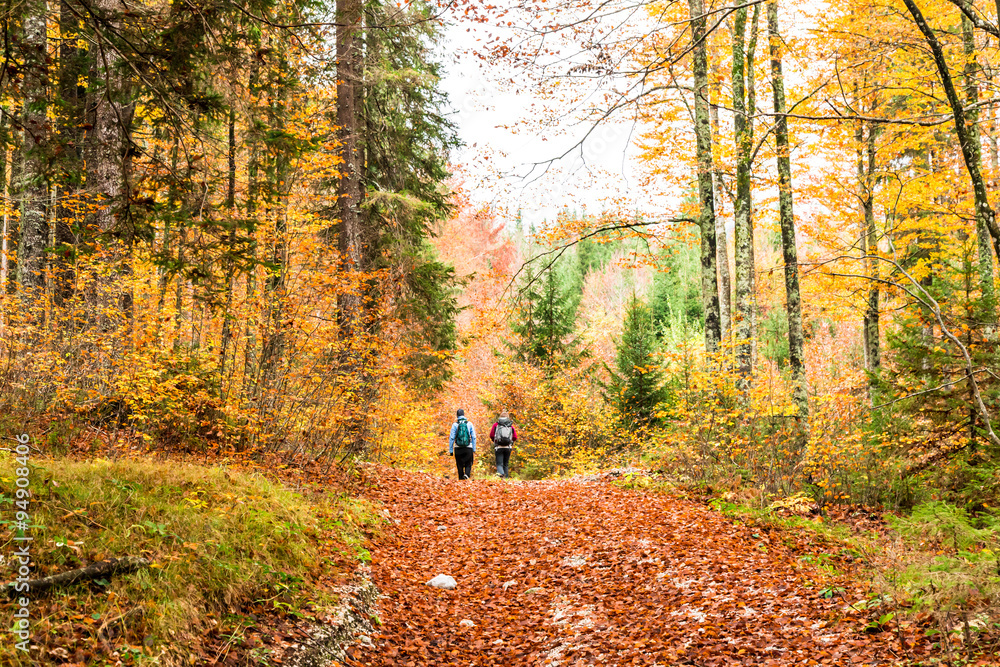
[1,454,379,665]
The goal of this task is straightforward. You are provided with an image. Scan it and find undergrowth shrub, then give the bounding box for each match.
[884,501,1000,612]
[646,349,917,507]
[482,359,611,478]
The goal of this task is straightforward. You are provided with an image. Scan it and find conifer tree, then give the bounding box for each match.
[604,295,666,427]
[510,259,585,369]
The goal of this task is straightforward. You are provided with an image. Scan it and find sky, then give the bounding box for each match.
[437,19,649,228]
[435,1,828,232]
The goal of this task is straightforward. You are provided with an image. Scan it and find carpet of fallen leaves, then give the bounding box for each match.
[348,468,940,667]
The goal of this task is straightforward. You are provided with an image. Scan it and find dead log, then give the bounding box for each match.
[6,556,149,598]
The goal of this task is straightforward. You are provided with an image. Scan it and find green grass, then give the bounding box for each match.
[0,454,379,666]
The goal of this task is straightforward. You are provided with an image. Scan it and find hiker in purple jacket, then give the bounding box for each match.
[489,411,518,478]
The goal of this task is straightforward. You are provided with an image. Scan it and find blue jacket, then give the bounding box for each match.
[449,417,477,454]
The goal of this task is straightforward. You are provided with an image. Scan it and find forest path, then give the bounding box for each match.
[346,468,930,666]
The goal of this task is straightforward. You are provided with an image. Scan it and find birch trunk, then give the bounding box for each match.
[709,58,731,342]
[689,0,721,353]
[731,6,754,379]
[860,121,881,387]
[767,0,808,422]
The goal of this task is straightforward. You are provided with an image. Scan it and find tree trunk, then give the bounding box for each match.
[6,125,21,295]
[220,106,237,377]
[859,120,881,389]
[767,0,808,423]
[709,58,731,342]
[731,6,754,379]
[337,0,365,327]
[54,0,85,306]
[242,57,263,404]
[747,6,760,370]
[0,113,8,290]
[258,88,291,398]
[16,0,49,303]
[961,11,997,320]
[86,0,136,331]
[689,0,722,354]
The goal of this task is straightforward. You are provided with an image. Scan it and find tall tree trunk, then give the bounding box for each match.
[731,6,754,379]
[961,11,997,321]
[54,0,85,306]
[220,106,238,378]
[16,0,49,304]
[337,0,365,326]
[747,5,760,370]
[86,0,136,331]
[767,0,808,422]
[6,125,21,295]
[709,57,732,342]
[338,0,376,455]
[858,117,881,391]
[242,57,263,403]
[689,0,722,354]
[258,86,291,399]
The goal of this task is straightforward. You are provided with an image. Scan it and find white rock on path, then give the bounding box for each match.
[459,619,475,628]
[426,574,457,590]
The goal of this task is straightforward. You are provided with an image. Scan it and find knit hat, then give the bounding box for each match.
[457,408,465,417]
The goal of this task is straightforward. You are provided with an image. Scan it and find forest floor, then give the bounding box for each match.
[346,466,958,667]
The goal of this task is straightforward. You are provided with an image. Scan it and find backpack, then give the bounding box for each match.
[494,420,513,447]
[454,420,471,448]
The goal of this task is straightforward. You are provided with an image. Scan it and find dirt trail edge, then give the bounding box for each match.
[347,468,931,666]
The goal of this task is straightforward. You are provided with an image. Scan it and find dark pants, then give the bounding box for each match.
[454,447,474,479]
[495,448,511,477]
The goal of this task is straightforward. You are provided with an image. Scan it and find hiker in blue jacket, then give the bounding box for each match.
[449,408,477,480]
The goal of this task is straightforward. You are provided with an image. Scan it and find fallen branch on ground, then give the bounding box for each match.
[6,556,150,598]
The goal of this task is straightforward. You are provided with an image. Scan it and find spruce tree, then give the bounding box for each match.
[605,296,667,426]
[510,259,585,369]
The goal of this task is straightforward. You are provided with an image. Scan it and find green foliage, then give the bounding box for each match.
[510,258,587,369]
[887,501,1000,609]
[761,307,790,367]
[397,246,464,392]
[576,236,620,281]
[603,295,668,429]
[649,236,703,335]
[880,253,1000,455]
[358,1,461,392]
[362,0,458,245]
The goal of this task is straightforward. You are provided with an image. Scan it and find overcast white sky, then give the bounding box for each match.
[435,1,826,231]
[437,19,648,228]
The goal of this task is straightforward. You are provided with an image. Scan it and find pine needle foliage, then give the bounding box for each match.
[603,295,667,427]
